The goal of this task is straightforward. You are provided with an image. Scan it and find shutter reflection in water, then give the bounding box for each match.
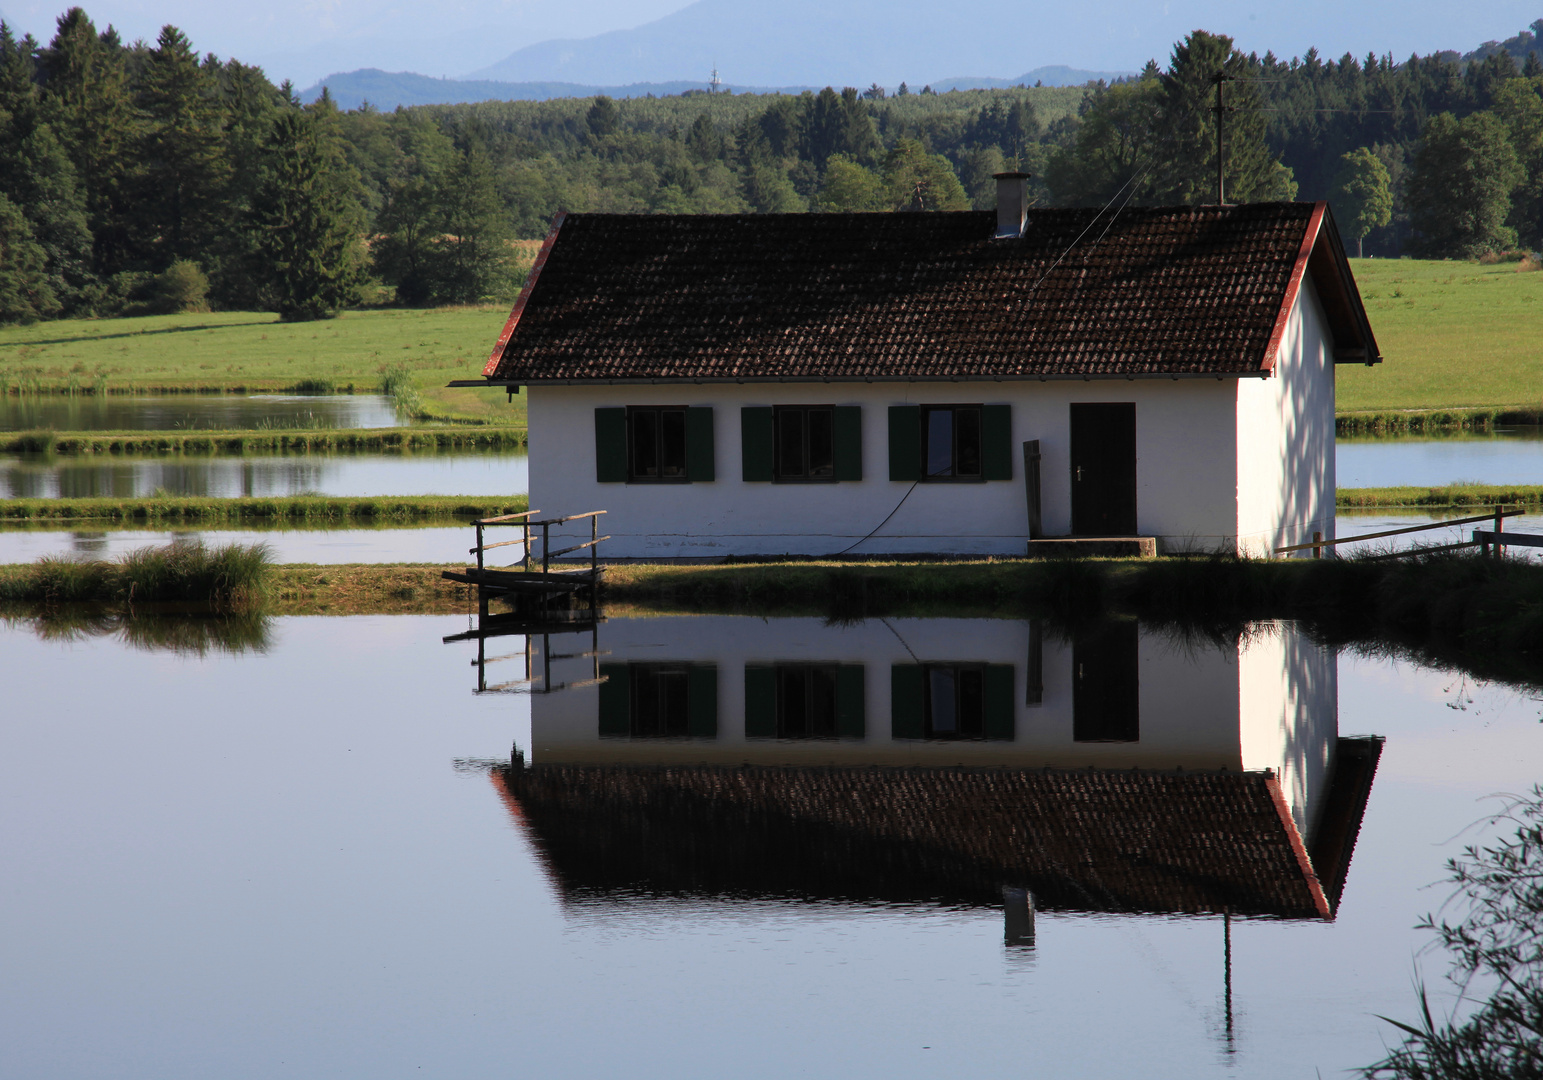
[460,614,1381,927]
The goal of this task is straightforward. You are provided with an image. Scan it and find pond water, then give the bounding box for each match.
[1,511,1538,566]
[0,393,405,431]
[3,610,1540,1079]
[1338,427,1543,487]
[1,451,528,499]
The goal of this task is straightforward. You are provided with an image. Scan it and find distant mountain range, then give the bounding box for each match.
[300,65,1129,111]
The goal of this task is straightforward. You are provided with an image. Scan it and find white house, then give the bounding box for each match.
[491,613,1382,919]
[464,177,1380,558]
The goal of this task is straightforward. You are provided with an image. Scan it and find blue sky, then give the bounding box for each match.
[1,0,1538,88]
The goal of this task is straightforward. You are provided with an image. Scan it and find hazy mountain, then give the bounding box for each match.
[464,0,1137,88]
[932,66,1137,91]
[298,70,818,110]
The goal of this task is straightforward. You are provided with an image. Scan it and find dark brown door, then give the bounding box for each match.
[1070,403,1137,536]
[1073,621,1139,742]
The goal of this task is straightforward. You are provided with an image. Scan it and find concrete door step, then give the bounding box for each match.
[1026,537,1157,558]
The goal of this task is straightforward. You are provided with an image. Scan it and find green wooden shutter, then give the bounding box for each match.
[836,665,866,738]
[687,665,718,737]
[741,407,774,482]
[598,663,631,736]
[983,403,1012,481]
[595,408,628,483]
[887,405,920,481]
[891,664,924,739]
[984,664,1015,740]
[744,665,777,737]
[685,406,715,482]
[834,406,863,481]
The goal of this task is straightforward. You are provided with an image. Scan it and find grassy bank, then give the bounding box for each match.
[0,494,527,523]
[0,307,525,424]
[1,425,526,456]
[1338,258,1543,412]
[0,541,271,609]
[1337,484,1543,509]
[1337,406,1543,435]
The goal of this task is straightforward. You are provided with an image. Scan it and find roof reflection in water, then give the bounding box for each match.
[466,614,1381,924]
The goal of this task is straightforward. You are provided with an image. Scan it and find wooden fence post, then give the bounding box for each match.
[1495,506,1505,560]
[1312,531,1322,559]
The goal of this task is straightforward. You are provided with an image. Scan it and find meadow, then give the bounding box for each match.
[1338,257,1543,413]
[0,306,526,426]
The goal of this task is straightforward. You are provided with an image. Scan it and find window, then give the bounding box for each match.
[741,406,862,482]
[924,665,985,738]
[598,663,718,737]
[595,407,715,483]
[745,664,865,738]
[890,663,1014,740]
[629,406,688,481]
[921,405,983,480]
[775,406,835,481]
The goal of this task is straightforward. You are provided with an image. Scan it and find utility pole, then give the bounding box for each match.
[1211,70,1236,205]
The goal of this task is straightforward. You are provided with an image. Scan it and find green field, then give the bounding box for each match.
[0,307,525,425]
[1339,258,1543,413]
[1,255,1539,421]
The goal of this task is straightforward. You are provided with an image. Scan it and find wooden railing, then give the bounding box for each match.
[469,509,609,578]
[1276,507,1526,559]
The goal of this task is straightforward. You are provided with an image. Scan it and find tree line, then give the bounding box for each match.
[2,8,1541,324]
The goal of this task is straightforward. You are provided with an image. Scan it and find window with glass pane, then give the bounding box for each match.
[773,406,835,481]
[630,665,691,736]
[924,665,985,738]
[920,405,983,480]
[776,665,839,737]
[628,406,687,480]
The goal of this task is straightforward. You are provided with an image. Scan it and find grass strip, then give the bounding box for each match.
[0,541,271,609]
[1,425,526,456]
[1336,407,1543,435]
[0,494,528,523]
[1337,485,1543,508]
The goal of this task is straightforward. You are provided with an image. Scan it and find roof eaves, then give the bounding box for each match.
[483,210,567,378]
[1265,771,1332,919]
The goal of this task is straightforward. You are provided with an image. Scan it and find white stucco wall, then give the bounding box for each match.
[1238,621,1340,840]
[525,616,1335,806]
[1235,275,1338,557]
[527,380,1242,558]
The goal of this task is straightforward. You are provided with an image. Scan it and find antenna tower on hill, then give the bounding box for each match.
[709,65,722,93]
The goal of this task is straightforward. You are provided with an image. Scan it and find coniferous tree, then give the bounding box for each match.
[37,8,132,274]
[248,101,365,320]
[371,118,455,304]
[431,140,514,303]
[1492,76,1543,246]
[0,193,60,322]
[134,25,229,266]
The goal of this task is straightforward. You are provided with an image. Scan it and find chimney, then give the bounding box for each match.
[994,172,1031,238]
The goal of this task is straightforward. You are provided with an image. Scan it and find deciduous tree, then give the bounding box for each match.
[1407,111,1523,257]
[1330,148,1393,256]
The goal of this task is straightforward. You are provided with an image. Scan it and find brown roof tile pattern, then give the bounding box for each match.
[486,203,1334,382]
[496,763,1331,919]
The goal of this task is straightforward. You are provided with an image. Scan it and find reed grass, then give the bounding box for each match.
[1337,485,1543,508]
[0,425,526,456]
[0,541,273,609]
[0,493,528,523]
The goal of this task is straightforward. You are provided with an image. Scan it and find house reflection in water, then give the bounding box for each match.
[476,616,1381,929]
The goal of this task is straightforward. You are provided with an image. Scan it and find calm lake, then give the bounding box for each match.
[0,393,405,431]
[1,450,528,500]
[1337,426,1543,487]
[2,611,1538,1079]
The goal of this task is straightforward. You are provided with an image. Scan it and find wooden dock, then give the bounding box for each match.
[442,509,607,620]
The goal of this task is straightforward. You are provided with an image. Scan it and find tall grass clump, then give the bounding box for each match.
[380,362,423,418]
[0,541,273,610]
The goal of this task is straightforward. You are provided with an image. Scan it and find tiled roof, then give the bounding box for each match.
[493,763,1334,919]
[484,203,1378,383]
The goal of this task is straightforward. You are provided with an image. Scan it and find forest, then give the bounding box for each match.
[3,7,1543,323]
